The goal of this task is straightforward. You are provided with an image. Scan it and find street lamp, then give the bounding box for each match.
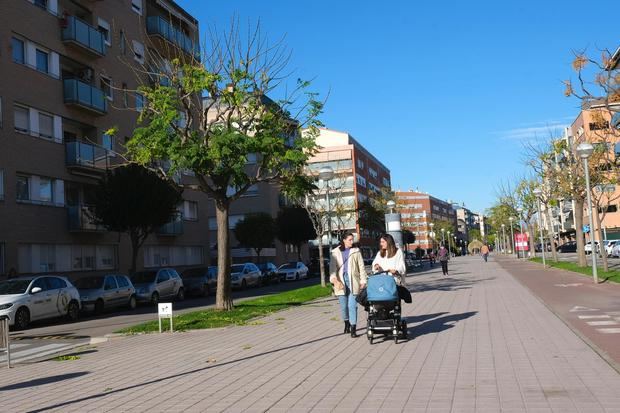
[429,222,435,250]
[576,142,598,284]
[441,228,445,247]
[501,224,506,254]
[447,231,451,256]
[387,200,396,213]
[517,207,524,258]
[318,166,335,254]
[533,187,546,267]
[509,217,516,257]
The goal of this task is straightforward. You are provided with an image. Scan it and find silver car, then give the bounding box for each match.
[75,274,137,314]
[278,262,309,281]
[0,275,81,330]
[231,263,261,289]
[131,268,185,305]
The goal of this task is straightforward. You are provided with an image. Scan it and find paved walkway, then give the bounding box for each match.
[1,256,619,412]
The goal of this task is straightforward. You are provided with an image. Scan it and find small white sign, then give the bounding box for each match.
[158,303,173,317]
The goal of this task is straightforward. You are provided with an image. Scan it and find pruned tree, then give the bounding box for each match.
[275,206,315,261]
[123,21,323,310]
[233,213,276,263]
[90,164,182,274]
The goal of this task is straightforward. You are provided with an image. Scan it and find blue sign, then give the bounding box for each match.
[583,225,590,233]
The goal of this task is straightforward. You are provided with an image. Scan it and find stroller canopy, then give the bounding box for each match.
[367,274,398,302]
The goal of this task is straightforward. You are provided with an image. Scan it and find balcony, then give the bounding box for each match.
[157,213,184,236]
[66,141,110,174]
[146,16,200,59]
[61,16,106,57]
[68,205,105,232]
[63,78,108,114]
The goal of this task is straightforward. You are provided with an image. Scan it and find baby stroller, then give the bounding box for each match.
[365,273,407,344]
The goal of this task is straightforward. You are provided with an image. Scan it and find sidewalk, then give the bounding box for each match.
[1,256,619,412]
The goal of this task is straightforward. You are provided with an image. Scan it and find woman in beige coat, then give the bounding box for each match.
[330,232,367,337]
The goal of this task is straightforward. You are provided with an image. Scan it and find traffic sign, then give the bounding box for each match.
[583,225,590,234]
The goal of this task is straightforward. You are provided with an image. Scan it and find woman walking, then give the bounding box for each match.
[329,232,367,338]
[438,244,450,275]
[371,234,407,285]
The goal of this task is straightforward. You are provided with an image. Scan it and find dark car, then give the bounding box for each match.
[256,262,280,285]
[180,266,217,297]
[535,242,554,252]
[557,241,577,253]
[308,258,330,276]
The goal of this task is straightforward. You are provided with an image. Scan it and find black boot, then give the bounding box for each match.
[350,324,357,338]
[344,320,350,334]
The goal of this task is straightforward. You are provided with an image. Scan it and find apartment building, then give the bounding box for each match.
[455,206,479,241]
[395,190,457,251]
[305,128,391,255]
[0,0,210,277]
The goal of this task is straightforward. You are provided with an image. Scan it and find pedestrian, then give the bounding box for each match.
[480,243,490,262]
[429,250,436,268]
[371,234,407,284]
[329,232,367,338]
[438,244,449,276]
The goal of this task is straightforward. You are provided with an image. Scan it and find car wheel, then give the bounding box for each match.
[66,301,79,322]
[128,295,137,310]
[14,307,30,330]
[295,273,299,281]
[241,279,247,289]
[202,284,210,297]
[176,288,185,301]
[94,299,104,315]
[151,292,160,305]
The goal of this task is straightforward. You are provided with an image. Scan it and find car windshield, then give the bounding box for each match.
[256,263,271,270]
[231,265,245,273]
[0,279,32,295]
[131,271,157,284]
[279,263,297,270]
[181,268,205,279]
[73,277,104,289]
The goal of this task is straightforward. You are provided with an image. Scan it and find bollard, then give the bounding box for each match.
[0,315,10,368]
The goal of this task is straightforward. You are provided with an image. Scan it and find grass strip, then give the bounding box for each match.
[117,284,332,334]
[529,257,620,283]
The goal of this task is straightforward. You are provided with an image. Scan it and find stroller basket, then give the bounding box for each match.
[366,274,398,302]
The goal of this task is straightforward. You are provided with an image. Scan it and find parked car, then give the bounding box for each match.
[180,266,217,297]
[535,242,553,252]
[75,274,136,314]
[131,268,184,305]
[308,258,330,276]
[278,262,309,281]
[603,240,617,257]
[584,241,600,255]
[557,241,577,253]
[0,275,81,330]
[611,242,620,258]
[231,263,261,289]
[256,262,280,285]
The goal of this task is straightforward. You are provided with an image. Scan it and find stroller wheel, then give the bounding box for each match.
[393,329,399,344]
[402,321,408,339]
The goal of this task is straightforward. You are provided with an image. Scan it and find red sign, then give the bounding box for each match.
[515,233,529,251]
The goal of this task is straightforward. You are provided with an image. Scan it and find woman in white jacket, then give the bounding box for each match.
[371,234,407,285]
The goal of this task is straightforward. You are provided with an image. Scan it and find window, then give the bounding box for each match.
[102,133,113,151]
[0,170,4,200]
[96,245,115,269]
[131,0,143,15]
[184,200,198,221]
[119,30,127,55]
[39,244,56,272]
[100,76,112,100]
[38,112,53,139]
[34,0,47,10]
[357,159,364,169]
[97,18,111,46]
[368,167,378,179]
[39,177,53,202]
[157,271,170,283]
[16,175,30,201]
[135,93,144,111]
[104,276,117,290]
[11,38,24,64]
[356,174,366,188]
[132,40,144,64]
[14,106,29,133]
[383,177,390,187]
[589,121,609,131]
[116,276,129,288]
[35,49,49,73]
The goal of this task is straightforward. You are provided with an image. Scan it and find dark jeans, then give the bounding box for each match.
[483,253,488,262]
[441,261,448,275]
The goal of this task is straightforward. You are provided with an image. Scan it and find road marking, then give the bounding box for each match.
[570,306,600,312]
[578,315,611,319]
[586,321,619,326]
[597,328,620,334]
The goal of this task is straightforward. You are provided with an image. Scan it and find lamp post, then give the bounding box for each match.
[441,228,445,247]
[509,217,515,257]
[577,142,598,284]
[318,166,335,254]
[501,224,506,254]
[447,231,451,256]
[533,187,546,267]
[517,207,524,258]
[429,222,435,251]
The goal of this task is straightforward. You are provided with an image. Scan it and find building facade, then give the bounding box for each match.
[0,0,210,277]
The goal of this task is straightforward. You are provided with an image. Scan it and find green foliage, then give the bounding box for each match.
[530,258,620,283]
[402,229,416,244]
[357,201,386,238]
[233,213,276,258]
[275,206,315,250]
[467,228,482,242]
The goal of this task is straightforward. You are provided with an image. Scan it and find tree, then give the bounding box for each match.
[467,228,482,242]
[90,164,182,274]
[125,22,323,310]
[233,213,276,263]
[431,220,456,246]
[275,206,315,261]
[402,229,416,253]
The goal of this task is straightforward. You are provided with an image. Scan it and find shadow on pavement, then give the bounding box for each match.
[409,277,494,292]
[0,372,90,391]
[410,311,478,337]
[404,312,449,324]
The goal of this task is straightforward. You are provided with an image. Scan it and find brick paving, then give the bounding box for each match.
[0,256,619,412]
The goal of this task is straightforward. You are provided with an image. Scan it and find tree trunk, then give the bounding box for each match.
[215,199,233,311]
[318,236,326,288]
[296,243,302,261]
[546,206,558,262]
[129,231,140,275]
[594,206,608,272]
[527,222,536,258]
[574,198,587,267]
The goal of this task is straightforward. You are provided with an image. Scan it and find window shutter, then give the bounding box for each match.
[53,115,62,142]
[29,107,39,137]
[50,52,60,78]
[54,179,64,206]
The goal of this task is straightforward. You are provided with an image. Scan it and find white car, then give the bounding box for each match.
[604,240,617,257]
[584,241,600,255]
[611,242,620,258]
[278,262,309,281]
[230,263,261,289]
[0,275,81,330]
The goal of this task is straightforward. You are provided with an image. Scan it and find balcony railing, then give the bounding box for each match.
[65,141,110,171]
[146,16,200,59]
[67,205,105,232]
[157,213,184,236]
[63,78,108,114]
[61,16,106,56]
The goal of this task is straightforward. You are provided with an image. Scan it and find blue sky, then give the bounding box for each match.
[178,0,617,213]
